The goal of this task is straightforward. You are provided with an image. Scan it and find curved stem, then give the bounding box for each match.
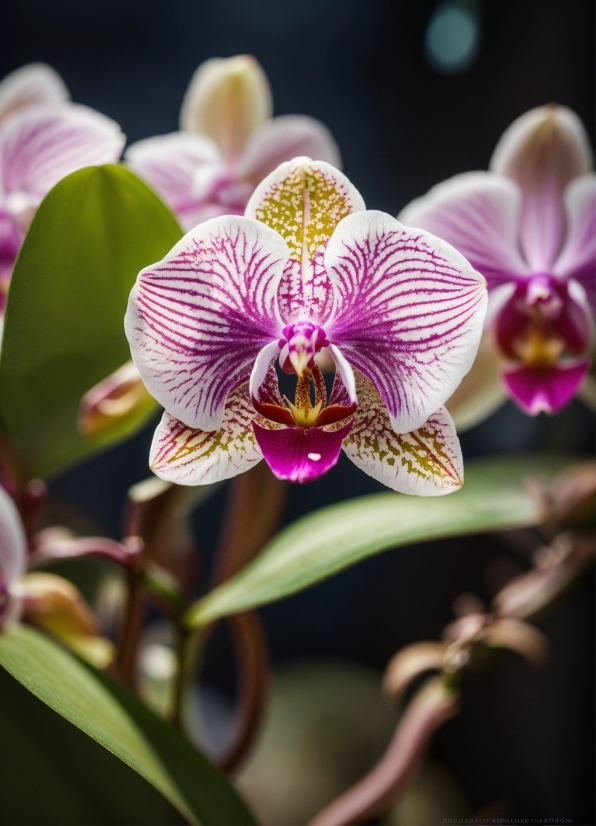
[309,678,460,826]
[218,611,269,776]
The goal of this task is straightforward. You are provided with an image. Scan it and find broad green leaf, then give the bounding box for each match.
[0,165,180,479]
[187,453,576,627]
[0,625,255,826]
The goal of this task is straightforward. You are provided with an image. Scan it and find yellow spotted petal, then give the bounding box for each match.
[150,381,277,485]
[342,371,463,495]
[245,158,365,324]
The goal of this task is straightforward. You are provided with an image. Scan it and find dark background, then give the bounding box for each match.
[1,0,594,822]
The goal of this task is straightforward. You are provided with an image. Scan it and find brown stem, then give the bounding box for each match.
[210,463,287,774]
[309,678,460,826]
[114,560,145,690]
[218,611,269,776]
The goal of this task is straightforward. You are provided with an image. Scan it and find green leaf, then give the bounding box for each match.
[187,453,576,627]
[0,625,255,826]
[0,165,181,479]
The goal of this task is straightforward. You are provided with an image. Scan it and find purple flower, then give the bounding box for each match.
[125,158,487,494]
[124,55,340,232]
[400,105,595,423]
[0,63,126,305]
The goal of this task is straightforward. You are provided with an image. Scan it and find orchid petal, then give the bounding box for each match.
[125,215,287,432]
[502,360,590,415]
[326,210,488,434]
[249,340,282,405]
[342,371,463,495]
[553,279,594,355]
[180,55,272,162]
[253,420,352,484]
[553,174,596,310]
[239,115,341,187]
[150,381,264,485]
[399,171,529,286]
[125,132,222,230]
[445,332,507,431]
[245,157,365,324]
[0,485,27,586]
[0,63,69,124]
[326,344,357,407]
[490,105,592,271]
[0,104,125,206]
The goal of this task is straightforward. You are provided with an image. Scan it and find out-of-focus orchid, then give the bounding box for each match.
[0,485,114,666]
[125,55,340,231]
[0,63,125,303]
[400,105,595,424]
[125,158,487,493]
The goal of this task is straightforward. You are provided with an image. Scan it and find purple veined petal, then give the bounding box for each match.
[0,485,27,587]
[553,174,596,311]
[399,171,529,287]
[125,132,223,231]
[502,359,591,415]
[238,115,342,187]
[490,105,592,272]
[150,381,266,485]
[0,63,69,124]
[325,210,488,434]
[253,419,352,484]
[0,211,22,286]
[445,332,507,431]
[0,104,125,204]
[125,215,288,432]
[342,370,463,495]
[180,56,272,162]
[245,157,365,325]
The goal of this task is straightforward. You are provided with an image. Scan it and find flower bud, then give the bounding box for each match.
[16,572,114,668]
[79,360,156,443]
[180,55,273,161]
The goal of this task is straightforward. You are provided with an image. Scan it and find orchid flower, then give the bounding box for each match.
[0,63,125,303]
[400,105,595,425]
[125,158,487,494]
[0,485,113,666]
[125,55,340,231]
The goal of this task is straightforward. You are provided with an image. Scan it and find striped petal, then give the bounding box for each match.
[125,132,223,231]
[554,174,596,311]
[399,171,529,287]
[342,371,463,495]
[125,215,288,432]
[490,105,592,272]
[326,210,488,434]
[0,104,125,203]
[150,381,265,485]
[0,63,69,124]
[245,158,365,325]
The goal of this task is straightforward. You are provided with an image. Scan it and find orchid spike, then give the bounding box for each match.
[125,55,340,231]
[400,104,595,424]
[126,158,487,493]
[0,65,125,301]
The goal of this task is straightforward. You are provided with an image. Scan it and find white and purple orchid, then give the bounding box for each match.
[400,104,595,424]
[0,63,125,303]
[125,158,487,494]
[125,55,340,231]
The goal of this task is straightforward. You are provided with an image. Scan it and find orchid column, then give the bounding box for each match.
[126,158,487,494]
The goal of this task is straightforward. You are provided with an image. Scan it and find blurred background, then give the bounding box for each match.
[1,0,594,823]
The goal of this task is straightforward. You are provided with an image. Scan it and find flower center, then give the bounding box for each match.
[278,321,329,377]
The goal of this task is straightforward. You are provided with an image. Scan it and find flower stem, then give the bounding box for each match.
[114,561,145,690]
